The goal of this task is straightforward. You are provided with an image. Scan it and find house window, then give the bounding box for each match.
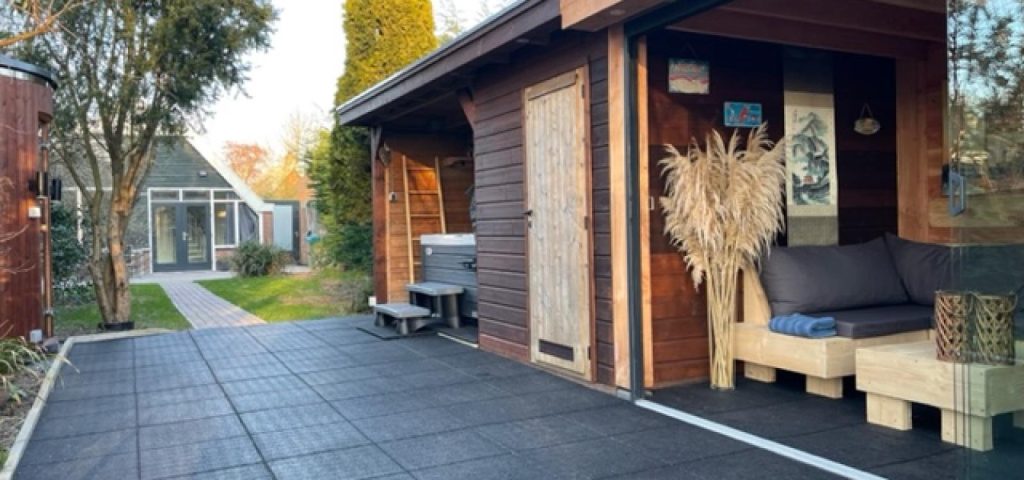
[151,190,178,201]
[239,204,259,243]
[214,191,239,200]
[183,191,209,201]
[214,203,235,246]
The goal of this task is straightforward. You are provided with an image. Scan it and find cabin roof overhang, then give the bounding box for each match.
[335,0,561,128]
[336,0,946,128]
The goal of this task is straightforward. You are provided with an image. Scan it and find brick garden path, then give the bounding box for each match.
[159,280,265,329]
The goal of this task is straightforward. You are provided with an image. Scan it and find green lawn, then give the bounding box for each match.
[54,284,191,337]
[198,269,370,322]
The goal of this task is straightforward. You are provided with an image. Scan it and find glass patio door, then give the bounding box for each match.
[948,0,1023,474]
[152,203,211,271]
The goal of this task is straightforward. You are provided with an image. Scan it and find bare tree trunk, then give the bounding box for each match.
[86,188,135,326]
[105,192,133,324]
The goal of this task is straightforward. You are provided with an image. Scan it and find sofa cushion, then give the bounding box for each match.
[884,233,951,306]
[813,304,933,339]
[761,238,909,316]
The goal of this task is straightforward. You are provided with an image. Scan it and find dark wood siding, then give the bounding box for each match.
[0,72,53,339]
[472,30,613,383]
[834,54,898,244]
[646,32,785,386]
[644,31,899,386]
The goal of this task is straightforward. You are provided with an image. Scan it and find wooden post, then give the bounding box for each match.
[607,24,630,389]
[806,376,843,399]
[941,409,994,452]
[866,393,912,431]
[744,363,777,383]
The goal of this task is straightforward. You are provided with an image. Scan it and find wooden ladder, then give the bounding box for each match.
[402,155,446,282]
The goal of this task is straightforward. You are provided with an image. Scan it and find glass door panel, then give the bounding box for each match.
[153,205,177,266]
[184,205,209,266]
[949,0,1023,473]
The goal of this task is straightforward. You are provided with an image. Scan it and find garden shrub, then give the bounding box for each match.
[337,273,374,313]
[0,338,44,404]
[51,203,93,305]
[320,221,372,273]
[230,242,291,277]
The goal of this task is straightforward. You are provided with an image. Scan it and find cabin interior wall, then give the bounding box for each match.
[376,132,471,303]
[643,30,900,387]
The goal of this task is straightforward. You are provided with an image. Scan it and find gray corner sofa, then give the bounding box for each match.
[760,234,950,339]
[736,234,946,398]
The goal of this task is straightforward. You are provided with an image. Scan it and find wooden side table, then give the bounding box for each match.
[856,340,1024,451]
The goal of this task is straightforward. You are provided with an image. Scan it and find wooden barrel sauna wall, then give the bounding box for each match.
[0,55,57,340]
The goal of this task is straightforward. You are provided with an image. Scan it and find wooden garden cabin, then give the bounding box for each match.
[0,55,57,341]
[338,0,977,394]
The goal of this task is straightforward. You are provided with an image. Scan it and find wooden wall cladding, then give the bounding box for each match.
[834,54,899,244]
[472,30,613,383]
[377,133,471,303]
[0,73,53,339]
[644,32,784,386]
[643,31,901,387]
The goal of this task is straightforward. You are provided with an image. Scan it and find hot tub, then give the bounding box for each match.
[420,234,477,319]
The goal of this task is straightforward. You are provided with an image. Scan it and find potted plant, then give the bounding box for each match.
[660,125,787,390]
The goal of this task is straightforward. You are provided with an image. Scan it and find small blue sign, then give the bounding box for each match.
[723,102,763,128]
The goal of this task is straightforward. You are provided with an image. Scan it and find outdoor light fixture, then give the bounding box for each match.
[198,170,208,177]
[28,171,48,196]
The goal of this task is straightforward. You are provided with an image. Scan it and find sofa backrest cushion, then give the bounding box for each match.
[884,233,951,306]
[760,238,909,315]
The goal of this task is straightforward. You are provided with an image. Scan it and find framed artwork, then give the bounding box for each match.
[723,102,763,128]
[784,91,839,213]
[668,59,709,94]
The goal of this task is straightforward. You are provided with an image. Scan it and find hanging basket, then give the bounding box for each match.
[969,292,1017,366]
[935,291,971,363]
[854,104,881,135]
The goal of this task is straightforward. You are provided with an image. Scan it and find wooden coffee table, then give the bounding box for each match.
[855,340,1024,451]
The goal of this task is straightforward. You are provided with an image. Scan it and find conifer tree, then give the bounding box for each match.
[310,0,436,270]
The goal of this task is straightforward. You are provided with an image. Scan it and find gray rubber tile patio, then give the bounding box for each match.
[17,316,840,480]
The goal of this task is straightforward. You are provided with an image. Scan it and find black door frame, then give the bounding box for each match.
[151,202,213,272]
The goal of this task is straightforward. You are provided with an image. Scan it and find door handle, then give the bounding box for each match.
[182,231,188,242]
[523,209,533,217]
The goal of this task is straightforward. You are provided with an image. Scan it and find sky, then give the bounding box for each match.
[191,0,508,164]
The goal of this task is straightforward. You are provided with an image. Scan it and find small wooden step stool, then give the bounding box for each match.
[407,282,464,329]
[373,303,432,336]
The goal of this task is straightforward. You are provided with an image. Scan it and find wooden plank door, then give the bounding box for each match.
[524,67,593,379]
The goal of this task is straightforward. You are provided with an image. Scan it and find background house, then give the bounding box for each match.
[56,136,286,275]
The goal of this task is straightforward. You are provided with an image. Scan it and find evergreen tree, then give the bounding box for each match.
[310,0,436,271]
[335,0,437,105]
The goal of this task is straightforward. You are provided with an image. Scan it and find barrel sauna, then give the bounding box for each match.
[0,55,57,340]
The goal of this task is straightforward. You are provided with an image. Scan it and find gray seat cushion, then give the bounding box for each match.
[761,238,909,316]
[884,233,951,306]
[813,304,933,339]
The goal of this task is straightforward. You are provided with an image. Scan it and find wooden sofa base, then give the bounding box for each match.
[735,323,931,399]
[742,362,846,398]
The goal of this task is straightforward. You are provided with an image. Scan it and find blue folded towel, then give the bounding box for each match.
[769,313,837,338]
